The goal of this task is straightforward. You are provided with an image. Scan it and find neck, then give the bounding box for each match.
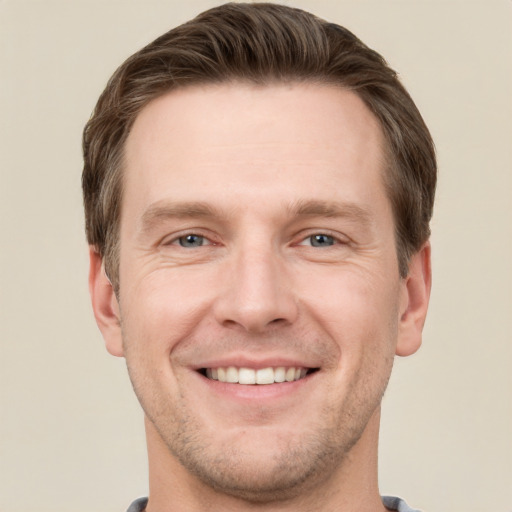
[144,408,386,512]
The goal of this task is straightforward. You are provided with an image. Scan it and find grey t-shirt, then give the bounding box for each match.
[382,495,422,511]
[127,495,421,511]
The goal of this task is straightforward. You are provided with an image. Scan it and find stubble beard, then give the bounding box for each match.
[148,401,367,503]
[121,315,397,503]
[128,365,391,504]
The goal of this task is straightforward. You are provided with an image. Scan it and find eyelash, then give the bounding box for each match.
[297,232,343,248]
[163,231,215,248]
[163,230,347,249]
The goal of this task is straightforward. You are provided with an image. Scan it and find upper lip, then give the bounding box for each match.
[191,354,320,370]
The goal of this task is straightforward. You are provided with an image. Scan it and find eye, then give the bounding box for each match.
[301,234,336,247]
[176,234,207,248]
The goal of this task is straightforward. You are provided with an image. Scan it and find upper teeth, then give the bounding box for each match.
[205,366,307,385]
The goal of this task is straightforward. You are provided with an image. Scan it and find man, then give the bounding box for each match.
[82,3,435,511]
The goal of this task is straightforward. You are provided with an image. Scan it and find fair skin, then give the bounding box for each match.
[90,83,431,512]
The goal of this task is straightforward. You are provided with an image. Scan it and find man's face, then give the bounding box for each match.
[103,83,418,498]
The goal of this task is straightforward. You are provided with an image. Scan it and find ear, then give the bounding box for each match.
[396,242,432,357]
[88,247,124,357]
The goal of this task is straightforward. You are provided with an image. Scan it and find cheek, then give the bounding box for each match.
[302,265,398,322]
[299,268,400,362]
[121,268,218,345]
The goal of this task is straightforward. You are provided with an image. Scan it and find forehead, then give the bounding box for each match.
[122,82,388,218]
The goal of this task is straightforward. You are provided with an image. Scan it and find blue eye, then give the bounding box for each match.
[309,234,335,247]
[178,234,205,247]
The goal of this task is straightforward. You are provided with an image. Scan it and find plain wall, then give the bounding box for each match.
[1,1,511,511]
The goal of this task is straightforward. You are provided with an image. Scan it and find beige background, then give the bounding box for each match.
[1,1,511,511]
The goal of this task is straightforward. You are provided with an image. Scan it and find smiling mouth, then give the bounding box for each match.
[199,366,319,385]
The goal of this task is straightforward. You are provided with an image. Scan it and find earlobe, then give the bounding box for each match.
[396,242,432,357]
[88,247,124,357]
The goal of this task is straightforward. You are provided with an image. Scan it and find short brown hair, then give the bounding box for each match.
[82,2,436,290]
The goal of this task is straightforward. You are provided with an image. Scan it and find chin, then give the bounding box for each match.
[154,413,362,503]
[174,438,337,502]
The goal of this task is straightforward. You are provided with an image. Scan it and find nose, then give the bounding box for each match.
[213,244,298,333]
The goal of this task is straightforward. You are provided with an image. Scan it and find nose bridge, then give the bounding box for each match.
[214,233,297,332]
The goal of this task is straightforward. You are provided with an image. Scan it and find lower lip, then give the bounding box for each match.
[196,372,316,402]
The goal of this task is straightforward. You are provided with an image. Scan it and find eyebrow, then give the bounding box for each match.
[138,198,373,235]
[287,199,373,225]
[139,200,225,234]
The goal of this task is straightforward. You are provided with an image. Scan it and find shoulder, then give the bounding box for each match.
[126,497,148,512]
[382,495,422,512]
